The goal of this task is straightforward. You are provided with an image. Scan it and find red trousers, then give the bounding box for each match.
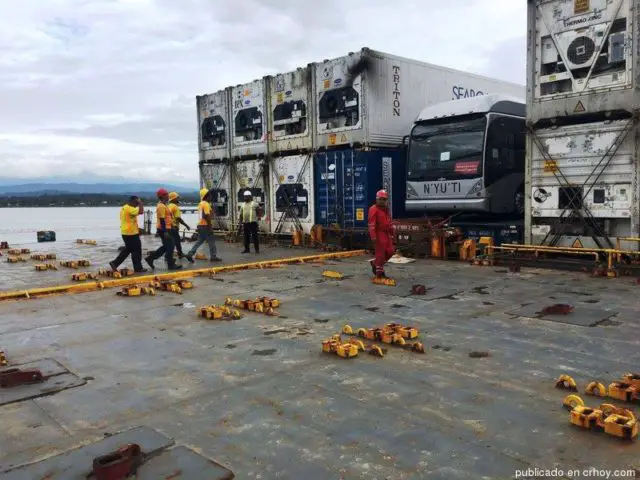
[374,232,394,274]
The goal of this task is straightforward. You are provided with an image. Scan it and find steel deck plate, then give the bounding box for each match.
[0,358,85,406]
[2,426,232,479]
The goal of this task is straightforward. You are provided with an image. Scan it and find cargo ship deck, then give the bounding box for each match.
[1,238,639,478]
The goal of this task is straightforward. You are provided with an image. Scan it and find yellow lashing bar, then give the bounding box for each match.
[488,245,599,262]
[0,250,366,302]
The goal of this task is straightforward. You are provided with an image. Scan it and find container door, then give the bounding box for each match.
[314,151,341,227]
[342,150,369,230]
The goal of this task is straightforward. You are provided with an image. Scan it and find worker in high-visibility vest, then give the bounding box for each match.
[368,189,395,278]
[239,190,261,254]
[185,188,222,263]
[168,192,191,258]
[145,188,182,270]
[109,195,146,272]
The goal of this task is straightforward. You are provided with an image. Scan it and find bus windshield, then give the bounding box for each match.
[407,115,486,182]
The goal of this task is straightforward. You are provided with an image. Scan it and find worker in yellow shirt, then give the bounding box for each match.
[168,192,191,258]
[145,188,182,270]
[185,188,222,263]
[109,196,147,272]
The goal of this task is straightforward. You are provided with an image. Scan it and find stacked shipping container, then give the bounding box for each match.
[525,0,640,248]
[197,47,525,235]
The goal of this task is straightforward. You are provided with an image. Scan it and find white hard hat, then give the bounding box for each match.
[243,190,251,196]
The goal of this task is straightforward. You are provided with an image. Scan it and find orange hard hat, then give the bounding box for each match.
[376,189,388,199]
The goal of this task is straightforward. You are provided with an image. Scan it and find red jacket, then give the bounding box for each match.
[368,205,394,240]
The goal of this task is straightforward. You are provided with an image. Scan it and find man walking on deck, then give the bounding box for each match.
[109,196,147,273]
[168,192,191,258]
[185,188,222,263]
[368,189,395,278]
[145,188,182,270]
[239,190,261,254]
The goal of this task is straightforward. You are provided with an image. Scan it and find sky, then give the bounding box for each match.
[0,0,526,186]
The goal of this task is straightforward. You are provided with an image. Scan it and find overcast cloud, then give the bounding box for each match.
[0,0,526,186]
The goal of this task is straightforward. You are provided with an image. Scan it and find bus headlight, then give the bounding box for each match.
[466,179,483,197]
[406,183,418,198]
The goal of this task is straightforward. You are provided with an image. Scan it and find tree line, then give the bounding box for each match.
[0,193,201,208]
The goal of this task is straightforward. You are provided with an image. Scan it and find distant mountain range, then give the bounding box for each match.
[0,183,199,197]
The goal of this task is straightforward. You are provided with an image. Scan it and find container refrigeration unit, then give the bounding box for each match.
[314,47,525,151]
[525,0,640,249]
[200,162,234,231]
[230,79,268,160]
[269,154,314,234]
[234,159,269,232]
[197,90,231,162]
[314,148,407,246]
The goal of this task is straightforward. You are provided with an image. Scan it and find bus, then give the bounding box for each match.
[405,94,526,216]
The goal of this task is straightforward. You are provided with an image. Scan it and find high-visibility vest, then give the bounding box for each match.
[240,201,257,223]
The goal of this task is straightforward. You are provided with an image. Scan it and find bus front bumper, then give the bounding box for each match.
[405,198,490,213]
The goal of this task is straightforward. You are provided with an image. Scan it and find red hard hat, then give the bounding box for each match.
[376,189,388,199]
[156,188,168,197]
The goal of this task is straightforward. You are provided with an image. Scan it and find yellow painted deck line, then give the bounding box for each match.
[0,250,366,302]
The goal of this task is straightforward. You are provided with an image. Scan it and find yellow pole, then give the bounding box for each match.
[0,250,366,302]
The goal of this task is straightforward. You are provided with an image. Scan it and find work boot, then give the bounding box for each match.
[184,255,194,264]
[168,264,183,270]
[369,260,376,275]
[145,256,155,269]
[210,257,222,262]
[134,268,148,273]
[109,261,118,272]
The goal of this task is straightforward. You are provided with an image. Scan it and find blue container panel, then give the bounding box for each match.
[314,148,407,230]
[314,152,340,227]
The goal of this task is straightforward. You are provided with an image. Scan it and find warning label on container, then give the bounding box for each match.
[328,134,336,145]
[454,161,480,175]
[276,93,284,104]
[339,134,348,144]
[543,160,558,173]
[356,208,364,221]
[571,238,584,248]
[574,100,585,113]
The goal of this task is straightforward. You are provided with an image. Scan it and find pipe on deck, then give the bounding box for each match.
[0,250,366,302]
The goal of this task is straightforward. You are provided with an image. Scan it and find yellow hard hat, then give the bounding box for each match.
[199,188,209,200]
[168,192,179,201]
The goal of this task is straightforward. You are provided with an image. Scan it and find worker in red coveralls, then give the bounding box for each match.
[368,189,395,278]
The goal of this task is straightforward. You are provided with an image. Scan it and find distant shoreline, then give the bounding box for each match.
[0,194,201,208]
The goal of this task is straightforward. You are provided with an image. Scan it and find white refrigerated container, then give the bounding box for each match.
[268,154,315,234]
[197,90,231,162]
[314,47,524,149]
[233,159,270,232]
[266,66,314,156]
[230,80,268,159]
[199,162,234,230]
